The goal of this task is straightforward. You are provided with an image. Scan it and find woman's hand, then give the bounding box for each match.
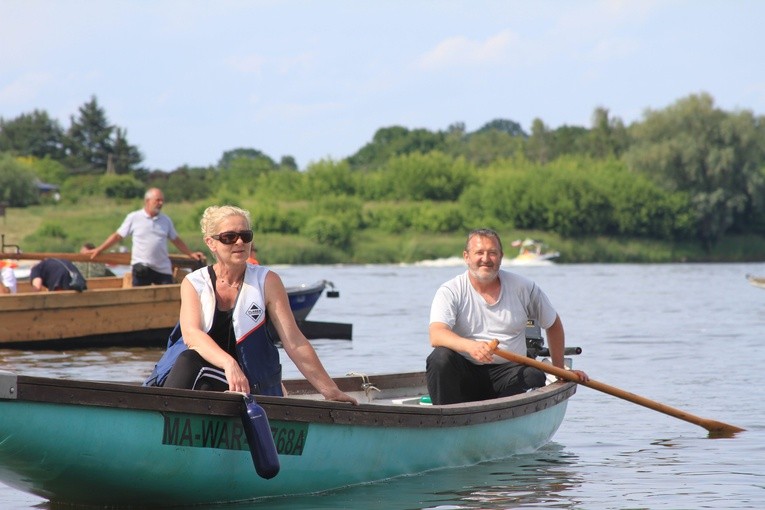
[223,358,251,393]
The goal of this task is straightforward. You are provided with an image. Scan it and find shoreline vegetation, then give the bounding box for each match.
[2,199,764,265]
[3,94,765,265]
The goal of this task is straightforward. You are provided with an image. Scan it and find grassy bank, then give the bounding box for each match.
[2,200,764,264]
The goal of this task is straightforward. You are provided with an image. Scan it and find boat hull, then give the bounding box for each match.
[286,280,327,322]
[0,278,335,347]
[505,253,559,266]
[0,371,574,506]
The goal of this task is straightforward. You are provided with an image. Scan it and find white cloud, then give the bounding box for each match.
[257,100,344,120]
[226,51,316,76]
[585,37,640,63]
[417,29,520,70]
[0,73,51,107]
[226,54,267,74]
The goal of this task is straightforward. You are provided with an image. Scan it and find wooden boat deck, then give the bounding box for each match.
[1,275,351,347]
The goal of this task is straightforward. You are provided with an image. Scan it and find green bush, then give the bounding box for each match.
[382,151,475,201]
[410,202,465,233]
[0,154,38,206]
[60,174,102,202]
[100,174,145,199]
[363,203,415,233]
[303,159,356,198]
[301,215,354,250]
[24,222,73,251]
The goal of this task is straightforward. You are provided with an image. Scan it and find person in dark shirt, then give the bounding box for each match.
[73,243,115,278]
[29,258,87,292]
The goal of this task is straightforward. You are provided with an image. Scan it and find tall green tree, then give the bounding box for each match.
[218,148,276,169]
[148,166,217,202]
[111,127,144,174]
[526,118,553,164]
[549,125,590,157]
[347,126,447,170]
[0,110,66,160]
[625,93,765,250]
[457,129,525,166]
[65,96,143,175]
[475,118,527,137]
[65,96,115,173]
[587,107,628,158]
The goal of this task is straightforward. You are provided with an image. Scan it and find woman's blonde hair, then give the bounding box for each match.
[200,205,251,238]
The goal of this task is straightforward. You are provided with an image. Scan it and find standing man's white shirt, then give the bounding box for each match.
[117,209,178,276]
[429,269,557,363]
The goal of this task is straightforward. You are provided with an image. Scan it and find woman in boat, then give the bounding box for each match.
[146,205,357,404]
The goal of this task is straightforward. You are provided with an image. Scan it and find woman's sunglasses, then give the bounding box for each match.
[212,230,254,245]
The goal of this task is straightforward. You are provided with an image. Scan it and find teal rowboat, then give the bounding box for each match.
[0,370,576,506]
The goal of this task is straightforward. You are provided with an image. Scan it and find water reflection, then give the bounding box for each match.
[0,347,160,383]
[120,444,583,510]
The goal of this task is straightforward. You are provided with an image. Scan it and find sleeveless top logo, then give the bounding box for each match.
[246,302,263,322]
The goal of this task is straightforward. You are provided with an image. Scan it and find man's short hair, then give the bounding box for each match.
[465,228,503,253]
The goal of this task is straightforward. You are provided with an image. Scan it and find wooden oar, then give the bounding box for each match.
[488,339,745,437]
[2,251,204,269]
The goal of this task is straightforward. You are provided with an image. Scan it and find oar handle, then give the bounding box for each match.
[2,251,205,269]
[488,340,745,437]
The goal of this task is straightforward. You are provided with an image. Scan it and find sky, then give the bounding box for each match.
[2,0,764,171]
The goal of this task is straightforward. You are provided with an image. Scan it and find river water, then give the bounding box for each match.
[1,262,763,509]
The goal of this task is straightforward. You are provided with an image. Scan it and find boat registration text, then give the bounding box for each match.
[161,413,308,456]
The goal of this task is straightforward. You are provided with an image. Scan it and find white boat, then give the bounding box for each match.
[746,274,765,289]
[506,239,560,266]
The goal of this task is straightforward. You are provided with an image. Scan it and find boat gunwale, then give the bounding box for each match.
[4,371,576,429]
[284,279,327,296]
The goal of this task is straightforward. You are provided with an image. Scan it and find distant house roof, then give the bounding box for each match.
[35,181,59,192]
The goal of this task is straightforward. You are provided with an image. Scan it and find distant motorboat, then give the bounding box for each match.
[506,239,560,266]
[745,274,765,289]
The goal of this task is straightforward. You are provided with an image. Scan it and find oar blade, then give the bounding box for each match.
[704,420,746,439]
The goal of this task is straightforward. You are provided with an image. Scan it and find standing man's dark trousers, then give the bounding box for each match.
[426,346,546,405]
[132,263,174,287]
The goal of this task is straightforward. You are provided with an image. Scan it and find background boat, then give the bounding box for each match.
[506,238,560,266]
[745,273,765,288]
[0,268,351,348]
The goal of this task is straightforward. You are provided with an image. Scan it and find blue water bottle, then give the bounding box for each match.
[240,394,280,479]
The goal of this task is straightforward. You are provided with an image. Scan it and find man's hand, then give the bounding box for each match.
[467,340,495,363]
[558,370,589,383]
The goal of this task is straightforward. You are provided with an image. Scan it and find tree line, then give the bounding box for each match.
[1,92,764,253]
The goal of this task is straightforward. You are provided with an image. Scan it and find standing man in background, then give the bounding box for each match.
[87,188,205,286]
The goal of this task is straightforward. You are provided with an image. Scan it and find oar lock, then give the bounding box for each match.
[346,371,380,401]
